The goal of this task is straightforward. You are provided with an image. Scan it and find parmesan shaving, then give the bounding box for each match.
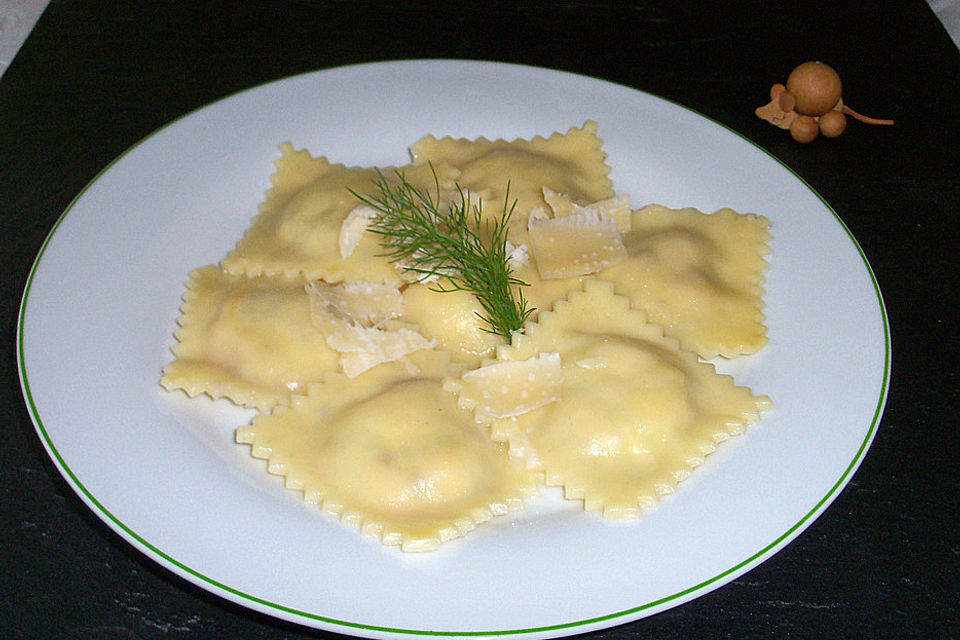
[305,280,403,327]
[309,287,434,377]
[529,210,627,279]
[542,186,632,233]
[527,206,550,231]
[505,241,529,268]
[326,324,437,378]
[339,205,377,259]
[460,352,563,418]
[540,186,580,218]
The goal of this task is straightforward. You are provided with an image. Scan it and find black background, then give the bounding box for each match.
[1,1,958,638]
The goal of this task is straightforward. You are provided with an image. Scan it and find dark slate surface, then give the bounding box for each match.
[1,1,957,638]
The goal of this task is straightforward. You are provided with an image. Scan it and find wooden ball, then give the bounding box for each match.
[790,115,820,143]
[778,90,796,112]
[786,61,843,116]
[819,110,847,138]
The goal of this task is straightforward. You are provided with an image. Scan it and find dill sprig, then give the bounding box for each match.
[351,167,534,339]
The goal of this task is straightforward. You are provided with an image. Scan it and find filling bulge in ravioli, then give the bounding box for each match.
[409,121,614,228]
[598,204,771,358]
[532,339,705,504]
[237,353,536,551]
[222,148,459,283]
[320,379,505,518]
[400,283,506,367]
[448,279,771,520]
[522,333,767,519]
[454,149,585,220]
[160,266,340,409]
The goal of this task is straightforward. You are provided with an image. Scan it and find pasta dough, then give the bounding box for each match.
[599,204,772,358]
[401,283,506,367]
[410,121,614,233]
[399,267,585,368]
[448,280,771,519]
[222,143,459,284]
[160,266,339,410]
[236,350,538,551]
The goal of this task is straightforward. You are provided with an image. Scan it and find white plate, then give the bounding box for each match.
[17,60,889,638]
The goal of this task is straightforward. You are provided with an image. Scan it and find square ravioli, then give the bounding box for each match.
[410,121,614,232]
[598,204,772,358]
[222,143,460,284]
[447,279,772,520]
[236,350,539,552]
[160,122,777,551]
[161,265,339,410]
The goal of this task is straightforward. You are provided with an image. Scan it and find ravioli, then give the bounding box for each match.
[222,143,459,284]
[162,124,777,550]
[448,280,771,519]
[161,265,339,410]
[598,204,772,358]
[409,121,614,230]
[236,350,538,551]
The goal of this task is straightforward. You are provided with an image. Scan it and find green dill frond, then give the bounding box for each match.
[349,166,534,339]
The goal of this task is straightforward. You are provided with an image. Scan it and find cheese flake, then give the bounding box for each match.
[542,186,632,233]
[529,210,627,279]
[307,280,434,377]
[505,241,529,268]
[339,205,377,259]
[305,280,403,327]
[460,352,563,418]
[326,324,437,378]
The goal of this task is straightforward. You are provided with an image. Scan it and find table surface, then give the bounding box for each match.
[2,2,958,638]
